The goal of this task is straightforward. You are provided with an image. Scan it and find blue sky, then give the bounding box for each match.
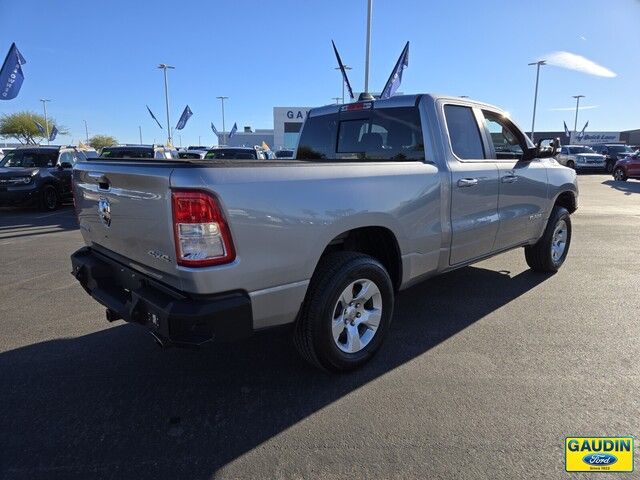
[1,0,639,146]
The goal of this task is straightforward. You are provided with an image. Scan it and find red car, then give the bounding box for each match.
[613,151,640,181]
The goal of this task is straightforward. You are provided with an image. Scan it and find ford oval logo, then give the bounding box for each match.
[97,197,111,227]
[582,453,617,466]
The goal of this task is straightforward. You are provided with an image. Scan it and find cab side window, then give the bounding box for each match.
[560,147,568,155]
[482,111,525,160]
[58,151,75,167]
[444,105,485,160]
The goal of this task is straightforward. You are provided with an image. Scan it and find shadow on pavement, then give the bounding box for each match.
[602,179,640,195]
[0,265,548,479]
[0,206,77,240]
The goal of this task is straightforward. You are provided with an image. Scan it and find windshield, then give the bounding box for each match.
[608,145,634,153]
[205,149,257,160]
[0,150,57,167]
[568,146,595,154]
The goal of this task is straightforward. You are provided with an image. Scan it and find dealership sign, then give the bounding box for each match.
[571,131,620,145]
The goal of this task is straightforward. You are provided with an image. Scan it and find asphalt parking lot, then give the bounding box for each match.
[1,174,639,479]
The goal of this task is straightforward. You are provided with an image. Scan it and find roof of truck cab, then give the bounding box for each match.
[308,94,502,118]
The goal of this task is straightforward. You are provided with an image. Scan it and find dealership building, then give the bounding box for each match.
[216,106,311,150]
[529,129,640,146]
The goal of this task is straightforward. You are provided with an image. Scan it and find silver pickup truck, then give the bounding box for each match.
[70,94,578,372]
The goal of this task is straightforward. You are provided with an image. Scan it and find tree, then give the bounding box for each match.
[88,134,117,151]
[0,111,67,144]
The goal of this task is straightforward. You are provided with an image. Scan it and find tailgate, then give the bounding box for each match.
[74,161,179,280]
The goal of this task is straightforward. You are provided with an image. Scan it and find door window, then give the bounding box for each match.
[444,105,485,160]
[482,111,525,160]
[58,151,75,167]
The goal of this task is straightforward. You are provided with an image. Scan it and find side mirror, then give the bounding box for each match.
[58,162,73,170]
[533,137,560,159]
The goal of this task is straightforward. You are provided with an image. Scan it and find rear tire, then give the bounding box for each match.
[525,206,571,273]
[294,251,394,372]
[566,160,575,170]
[606,161,615,174]
[613,167,627,181]
[40,185,59,211]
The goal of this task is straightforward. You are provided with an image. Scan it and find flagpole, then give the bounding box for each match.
[217,96,228,145]
[158,63,175,146]
[40,99,51,145]
[364,0,372,94]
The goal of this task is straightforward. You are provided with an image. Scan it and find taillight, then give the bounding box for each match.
[171,190,235,267]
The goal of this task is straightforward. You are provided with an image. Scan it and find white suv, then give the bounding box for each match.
[556,145,606,171]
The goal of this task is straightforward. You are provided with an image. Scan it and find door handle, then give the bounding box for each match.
[501,174,518,183]
[457,178,479,188]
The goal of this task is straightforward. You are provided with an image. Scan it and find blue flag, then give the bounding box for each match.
[228,122,237,139]
[34,121,46,135]
[563,121,570,138]
[49,125,58,142]
[380,42,409,100]
[175,105,192,130]
[331,40,354,100]
[578,121,589,140]
[211,122,218,135]
[0,43,26,100]
[146,105,163,129]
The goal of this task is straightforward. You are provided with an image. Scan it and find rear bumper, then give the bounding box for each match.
[70,247,253,346]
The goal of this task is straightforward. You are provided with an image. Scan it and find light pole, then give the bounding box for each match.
[572,95,585,135]
[83,120,89,144]
[334,65,352,103]
[332,97,341,104]
[528,60,546,143]
[138,126,142,144]
[158,63,175,145]
[216,96,228,145]
[364,0,373,95]
[40,99,51,145]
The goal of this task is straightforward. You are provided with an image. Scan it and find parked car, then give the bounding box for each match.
[612,151,640,181]
[178,150,207,159]
[591,144,637,173]
[70,94,577,372]
[203,147,267,160]
[275,149,295,159]
[555,145,606,171]
[100,144,179,159]
[0,145,86,210]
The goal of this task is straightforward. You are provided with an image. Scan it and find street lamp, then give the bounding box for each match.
[138,126,142,145]
[83,120,89,144]
[334,65,352,103]
[39,99,51,145]
[364,0,373,95]
[157,63,175,145]
[216,96,229,145]
[332,97,341,104]
[528,60,546,143]
[572,95,585,135]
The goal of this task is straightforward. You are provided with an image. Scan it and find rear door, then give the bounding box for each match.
[480,110,548,249]
[73,161,179,278]
[443,104,500,265]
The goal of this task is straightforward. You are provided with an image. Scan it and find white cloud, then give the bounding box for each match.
[550,105,599,111]
[541,51,616,77]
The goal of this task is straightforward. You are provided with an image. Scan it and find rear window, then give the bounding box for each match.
[297,106,424,161]
[444,105,485,160]
[275,150,294,158]
[204,149,257,160]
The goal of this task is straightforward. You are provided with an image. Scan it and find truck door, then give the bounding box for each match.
[480,110,548,250]
[444,104,500,265]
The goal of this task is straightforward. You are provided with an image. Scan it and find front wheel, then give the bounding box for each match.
[524,206,572,273]
[613,167,627,181]
[40,185,59,211]
[294,251,394,372]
